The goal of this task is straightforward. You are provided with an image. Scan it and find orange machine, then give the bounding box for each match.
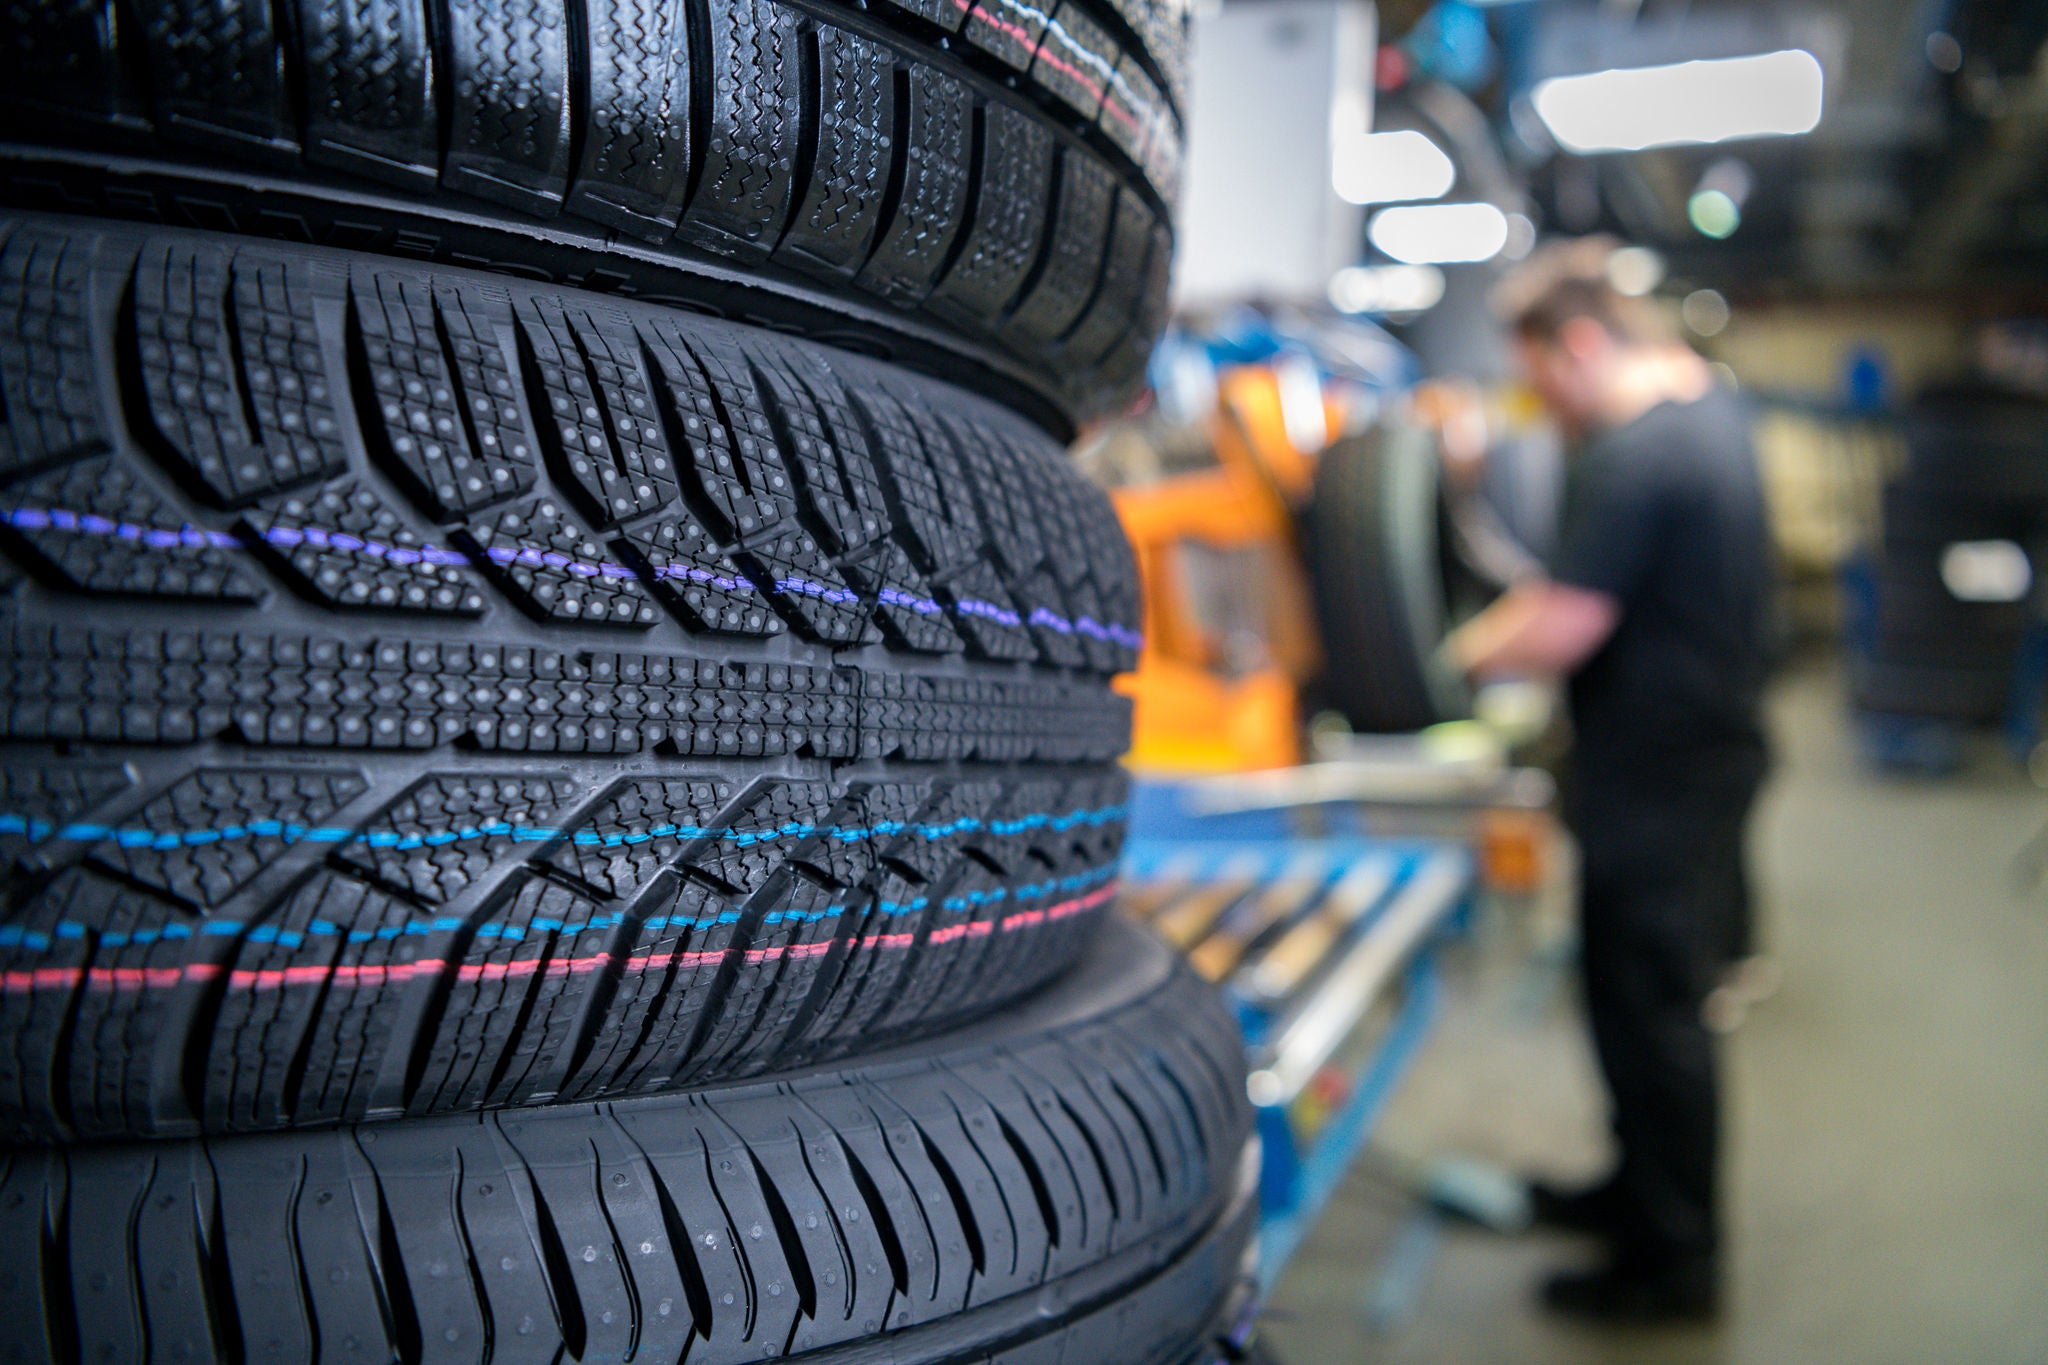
[1111,364,1345,773]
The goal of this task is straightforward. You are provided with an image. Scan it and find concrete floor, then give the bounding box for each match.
[1260,659,2048,1364]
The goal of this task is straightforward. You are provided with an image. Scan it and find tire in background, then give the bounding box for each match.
[0,0,1189,428]
[0,917,1259,1365]
[1857,475,2039,721]
[0,214,1143,1142]
[1898,384,2048,502]
[1304,424,1474,733]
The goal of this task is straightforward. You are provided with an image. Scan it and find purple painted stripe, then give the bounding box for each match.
[0,504,1143,648]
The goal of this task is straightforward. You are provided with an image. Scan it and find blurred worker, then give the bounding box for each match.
[1443,242,1772,1323]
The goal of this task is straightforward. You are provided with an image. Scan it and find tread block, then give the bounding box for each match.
[442,0,575,216]
[1,454,260,600]
[0,761,133,871]
[679,0,803,264]
[335,770,581,905]
[1030,2,1116,124]
[460,495,664,627]
[678,777,840,899]
[354,270,539,516]
[569,0,695,239]
[1098,53,1161,166]
[298,0,440,190]
[745,342,889,556]
[964,0,1048,71]
[245,478,488,614]
[135,0,297,156]
[856,65,973,306]
[617,513,781,635]
[131,232,348,506]
[935,560,1036,662]
[543,775,737,900]
[92,765,368,909]
[842,539,963,654]
[410,873,619,1112]
[0,869,192,1141]
[0,226,108,474]
[846,380,981,574]
[874,0,966,31]
[1004,149,1116,352]
[205,873,454,1127]
[638,320,790,540]
[132,255,321,426]
[778,24,895,278]
[928,102,1056,327]
[519,298,681,525]
[1059,188,1155,369]
[0,0,126,119]
[740,523,878,644]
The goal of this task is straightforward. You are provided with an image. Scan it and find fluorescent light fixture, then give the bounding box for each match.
[1368,203,1509,264]
[1942,541,2031,602]
[1531,49,1824,154]
[1328,263,1448,314]
[1333,129,1458,206]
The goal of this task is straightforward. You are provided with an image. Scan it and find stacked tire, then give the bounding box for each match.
[0,1,1260,1358]
[1853,386,2048,723]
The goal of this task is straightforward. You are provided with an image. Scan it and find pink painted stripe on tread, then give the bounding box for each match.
[1,885,1118,994]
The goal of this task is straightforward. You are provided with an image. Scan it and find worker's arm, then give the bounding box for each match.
[1443,579,1620,681]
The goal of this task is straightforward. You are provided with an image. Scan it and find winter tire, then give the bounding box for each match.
[0,213,1142,1141]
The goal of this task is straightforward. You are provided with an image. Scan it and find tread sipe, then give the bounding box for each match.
[0,213,1143,1142]
[0,917,1258,1365]
[0,0,1189,428]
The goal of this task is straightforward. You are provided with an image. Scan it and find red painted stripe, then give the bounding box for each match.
[1,884,1119,994]
[950,0,1144,136]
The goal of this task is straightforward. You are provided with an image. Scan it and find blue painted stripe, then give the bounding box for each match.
[0,804,1123,854]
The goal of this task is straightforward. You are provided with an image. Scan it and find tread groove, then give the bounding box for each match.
[916,1124,984,1278]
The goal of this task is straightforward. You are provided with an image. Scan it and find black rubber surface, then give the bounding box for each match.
[0,213,1145,1142]
[0,916,1257,1365]
[0,0,1187,428]
[1900,386,2048,502]
[1305,424,1473,734]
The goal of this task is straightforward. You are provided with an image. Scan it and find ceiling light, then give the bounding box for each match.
[1606,245,1665,295]
[1368,202,1509,264]
[1531,49,1825,154]
[1333,129,1458,206]
[1942,541,2031,602]
[1688,189,1741,238]
[1503,213,1537,260]
[1328,263,1448,314]
[1682,288,1730,336]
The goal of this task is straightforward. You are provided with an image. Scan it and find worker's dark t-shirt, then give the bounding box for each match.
[1550,385,1771,844]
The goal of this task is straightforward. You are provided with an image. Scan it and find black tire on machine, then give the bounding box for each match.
[1303,423,1480,734]
[0,0,1191,428]
[0,214,1146,1143]
[0,917,1261,1365]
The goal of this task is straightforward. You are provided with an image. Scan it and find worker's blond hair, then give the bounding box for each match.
[1492,236,1676,348]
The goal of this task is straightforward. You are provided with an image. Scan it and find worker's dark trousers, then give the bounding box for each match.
[1576,782,1756,1268]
